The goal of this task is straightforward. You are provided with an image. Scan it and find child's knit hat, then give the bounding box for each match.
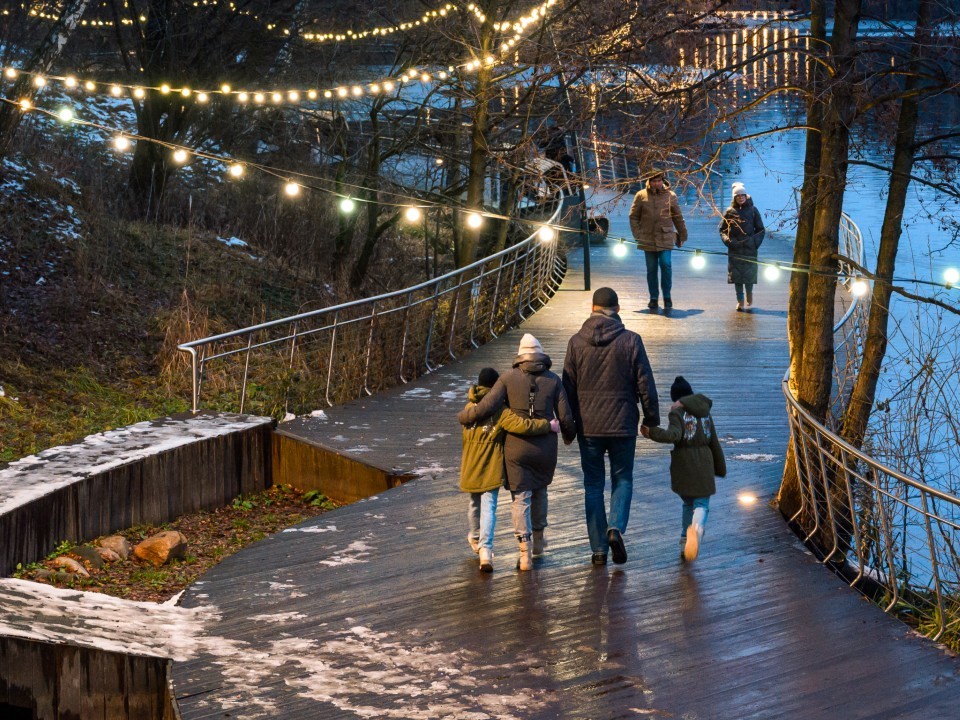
[671,376,694,402]
[477,367,499,388]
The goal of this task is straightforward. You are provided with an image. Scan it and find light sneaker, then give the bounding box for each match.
[467,534,480,554]
[517,540,533,571]
[532,529,546,557]
[684,523,704,562]
[479,547,494,573]
[736,301,744,312]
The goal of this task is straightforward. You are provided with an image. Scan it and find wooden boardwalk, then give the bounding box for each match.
[172,215,960,719]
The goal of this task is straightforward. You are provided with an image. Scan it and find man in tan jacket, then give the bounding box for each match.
[628,170,688,309]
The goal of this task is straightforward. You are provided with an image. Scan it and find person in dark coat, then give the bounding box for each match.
[561,287,660,566]
[642,377,726,562]
[629,169,688,310]
[719,182,765,312]
[458,334,576,571]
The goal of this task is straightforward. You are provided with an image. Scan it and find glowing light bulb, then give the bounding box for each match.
[285,181,300,197]
[307,90,317,100]
[110,85,122,96]
[228,164,244,178]
[288,91,299,102]
[383,81,394,92]
[220,84,231,94]
[114,135,130,151]
[33,76,45,88]
[160,84,171,94]
[466,212,483,229]
[18,98,31,110]
[612,242,628,258]
[352,86,363,96]
[404,206,422,222]
[4,68,17,79]
[850,279,868,296]
[945,268,960,286]
[254,93,265,103]
[271,92,282,103]
[764,264,781,281]
[340,197,356,213]
[538,226,555,242]
[57,107,73,122]
[64,76,77,88]
[323,90,332,98]
[134,87,145,99]
[435,158,444,165]
[691,252,706,270]
[198,92,210,103]
[84,80,95,91]
[336,87,348,98]
[181,88,191,97]
[172,149,188,164]
[238,92,249,103]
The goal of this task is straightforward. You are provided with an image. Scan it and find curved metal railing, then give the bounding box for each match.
[178,198,568,417]
[783,214,960,645]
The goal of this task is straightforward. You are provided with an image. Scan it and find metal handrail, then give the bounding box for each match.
[178,194,568,416]
[782,214,960,644]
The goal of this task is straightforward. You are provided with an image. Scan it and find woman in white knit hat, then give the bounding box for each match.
[458,333,576,570]
[719,182,766,311]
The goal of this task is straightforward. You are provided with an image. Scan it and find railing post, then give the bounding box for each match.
[398,292,413,383]
[363,303,377,396]
[424,283,441,372]
[239,335,253,414]
[920,491,948,641]
[486,257,505,340]
[186,347,199,414]
[325,312,339,407]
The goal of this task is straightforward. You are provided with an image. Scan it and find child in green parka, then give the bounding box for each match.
[460,368,559,572]
[642,376,726,562]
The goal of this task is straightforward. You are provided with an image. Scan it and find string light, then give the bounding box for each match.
[690,249,706,269]
[764,264,781,282]
[57,107,73,122]
[228,163,244,178]
[284,181,301,197]
[466,212,483,229]
[113,135,130,151]
[537,226,556,242]
[339,197,356,213]
[945,268,960,287]
[404,206,423,222]
[172,149,188,164]
[850,279,869,296]
[612,239,629,258]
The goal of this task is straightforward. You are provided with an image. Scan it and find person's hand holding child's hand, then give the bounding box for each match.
[549,418,561,433]
[640,425,651,438]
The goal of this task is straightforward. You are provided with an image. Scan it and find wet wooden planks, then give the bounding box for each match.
[172,220,960,719]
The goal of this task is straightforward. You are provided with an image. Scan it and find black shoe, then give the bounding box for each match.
[663,299,673,308]
[591,552,608,566]
[607,528,627,564]
[647,299,658,309]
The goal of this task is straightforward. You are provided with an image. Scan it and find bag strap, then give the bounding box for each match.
[527,374,538,417]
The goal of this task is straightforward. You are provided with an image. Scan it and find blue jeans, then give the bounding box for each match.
[579,436,637,554]
[680,495,710,538]
[644,250,673,301]
[468,489,499,551]
[510,488,548,541]
[734,283,754,302]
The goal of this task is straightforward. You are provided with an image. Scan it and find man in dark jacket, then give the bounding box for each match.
[562,287,660,565]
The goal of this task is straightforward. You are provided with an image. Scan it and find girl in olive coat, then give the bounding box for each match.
[643,377,726,562]
[719,182,765,311]
[460,367,556,572]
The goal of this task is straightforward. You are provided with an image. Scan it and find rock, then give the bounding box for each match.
[72,545,105,569]
[134,531,187,567]
[96,547,121,563]
[99,535,131,560]
[52,556,89,577]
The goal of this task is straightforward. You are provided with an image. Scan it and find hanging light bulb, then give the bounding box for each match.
[64,76,77,88]
[18,98,31,111]
[133,87,145,99]
[945,268,960,287]
[197,92,209,103]
[33,75,46,88]
[763,264,781,281]
[466,212,483,229]
[538,226,556,242]
[228,163,244,178]
[404,206,422,222]
[172,149,188,164]
[110,85,122,96]
[160,84,171,94]
[690,250,706,270]
[850,279,868,296]
[114,135,130,151]
[238,92,249,103]
[4,68,18,80]
[254,93,265,103]
[612,240,628,258]
[180,87,191,98]
[220,84,231,94]
[84,80,95,92]
[57,107,74,122]
[340,197,356,213]
[285,181,301,197]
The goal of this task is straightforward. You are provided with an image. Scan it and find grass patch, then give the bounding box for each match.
[12,485,338,602]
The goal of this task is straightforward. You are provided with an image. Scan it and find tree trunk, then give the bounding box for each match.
[458,18,497,267]
[840,0,931,450]
[0,0,91,159]
[778,0,827,519]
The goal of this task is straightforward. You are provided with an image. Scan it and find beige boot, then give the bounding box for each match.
[517,540,533,571]
[532,530,546,557]
[479,547,494,572]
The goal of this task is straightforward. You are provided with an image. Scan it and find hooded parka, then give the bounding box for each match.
[719,196,765,285]
[629,178,688,251]
[562,311,660,436]
[458,352,576,492]
[647,393,726,498]
[459,384,551,493]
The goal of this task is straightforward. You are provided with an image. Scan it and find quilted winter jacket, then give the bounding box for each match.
[458,353,576,492]
[562,312,660,437]
[647,393,726,498]
[628,179,689,251]
[719,197,765,285]
[459,385,552,493]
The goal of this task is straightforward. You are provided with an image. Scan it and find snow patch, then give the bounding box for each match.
[732,453,779,462]
[724,437,760,445]
[318,538,375,566]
